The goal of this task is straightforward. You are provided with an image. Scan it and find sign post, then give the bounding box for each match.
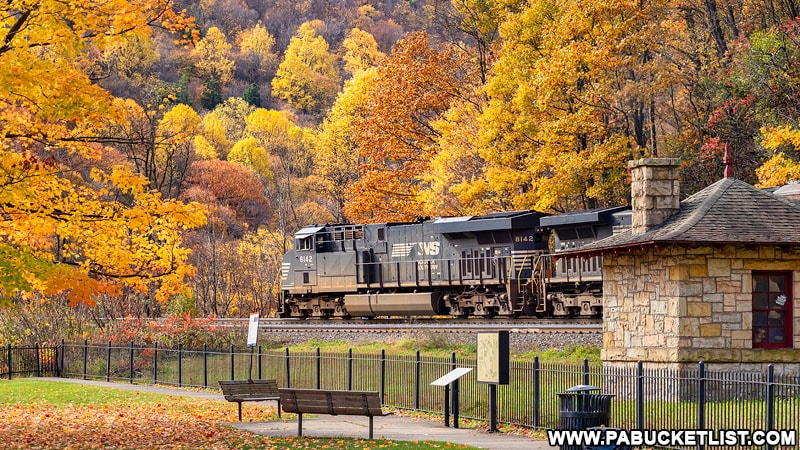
[430,367,472,428]
[477,331,509,432]
[247,313,259,380]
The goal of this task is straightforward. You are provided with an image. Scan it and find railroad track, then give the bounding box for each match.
[213,317,602,334]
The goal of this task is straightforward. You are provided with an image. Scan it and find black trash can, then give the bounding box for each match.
[556,385,615,450]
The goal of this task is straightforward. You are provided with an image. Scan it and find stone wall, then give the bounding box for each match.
[601,244,800,373]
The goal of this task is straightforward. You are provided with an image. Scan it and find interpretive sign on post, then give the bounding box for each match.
[431,368,472,428]
[476,331,509,432]
[476,331,509,384]
[247,313,259,380]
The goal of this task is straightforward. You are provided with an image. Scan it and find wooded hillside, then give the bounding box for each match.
[3,0,800,340]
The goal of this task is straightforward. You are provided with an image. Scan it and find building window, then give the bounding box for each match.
[752,272,793,348]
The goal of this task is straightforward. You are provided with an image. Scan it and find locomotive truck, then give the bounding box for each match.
[279,207,630,319]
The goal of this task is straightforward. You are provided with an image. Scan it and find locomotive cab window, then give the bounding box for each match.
[297,236,314,251]
[752,272,793,349]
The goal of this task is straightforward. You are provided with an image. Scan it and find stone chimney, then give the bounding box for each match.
[628,158,681,234]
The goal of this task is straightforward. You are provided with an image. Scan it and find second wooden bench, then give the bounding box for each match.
[219,379,281,421]
[279,388,389,439]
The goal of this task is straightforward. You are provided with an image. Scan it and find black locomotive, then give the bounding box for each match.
[279,207,630,319]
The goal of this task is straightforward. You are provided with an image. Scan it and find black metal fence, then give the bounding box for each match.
[1,344,60,378]
[7,342,800,437]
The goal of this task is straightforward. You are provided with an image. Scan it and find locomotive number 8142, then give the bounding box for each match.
[279,208,630,319]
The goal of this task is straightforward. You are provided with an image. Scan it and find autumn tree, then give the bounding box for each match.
[313,70,376,222]
[343,32,476,222]
[242,109,311,240]
[183,160,271,316]
[0,0,205,306]
[228,137,273,180]
[100,34,162,99]
[271,21,342,116]
[341,28,385,75]
[192,26,235,110]
[726,21,800,187]
[237,23,279,83]
[426,0,510,85]
[478,0,677,212]
[193,27,235,85]
[235,228,289,317]
[208,98,257,155]
[197,0,259,36]
[102,100,201,199]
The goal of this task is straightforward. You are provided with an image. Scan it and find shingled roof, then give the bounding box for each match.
[566,177,800,256]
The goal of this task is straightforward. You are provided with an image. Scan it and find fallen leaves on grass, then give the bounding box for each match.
[0,399,274,449]
[0,395,473,449]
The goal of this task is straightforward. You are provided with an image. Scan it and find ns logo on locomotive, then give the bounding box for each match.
[280,208,630,319]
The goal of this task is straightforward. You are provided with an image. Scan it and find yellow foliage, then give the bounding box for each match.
[271,21,341,115]
[191,27,235,85]
[757,126,800,187]
[0,0,206,304]
[755,153,800,188]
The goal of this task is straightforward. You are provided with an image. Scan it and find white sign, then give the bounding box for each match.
[430,368,473,386]
[247,313,259,347]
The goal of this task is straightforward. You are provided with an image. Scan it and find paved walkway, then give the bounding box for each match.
[39,378,555,450]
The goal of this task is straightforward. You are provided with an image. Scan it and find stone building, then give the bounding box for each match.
[565,158,800,373]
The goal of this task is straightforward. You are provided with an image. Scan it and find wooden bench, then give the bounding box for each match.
[219,379,281,421]
[279,388,390,439]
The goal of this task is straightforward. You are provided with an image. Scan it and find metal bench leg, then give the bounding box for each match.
[277,399,281,418]
[298,413,303,436]
[369,416,373,440]
[238,402,242,421]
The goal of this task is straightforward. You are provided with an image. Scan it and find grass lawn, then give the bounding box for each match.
[263,338,601,363]
[0,379,477,449]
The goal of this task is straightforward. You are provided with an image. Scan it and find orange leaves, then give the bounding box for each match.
[0,398,277,449]
[344,32,475,223]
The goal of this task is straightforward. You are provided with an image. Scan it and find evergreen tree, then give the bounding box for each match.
[175,72,191,105]
[243,83,262,107]
[201,78,223,110]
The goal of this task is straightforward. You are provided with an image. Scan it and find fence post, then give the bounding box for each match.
[203,344,208,388]
[6,343,11,380]
[153,342,158,384]
[316,347,321,389]
[697,361,705,437]
[450,352,457,414]
[766,364,775,437]
[533,355,540,428]
[257,345,262,380]
[583,358,590,386]
[380,349,386,404]
[414,350,421,410]
[105,341,112,382]
[230,345,235,380]
[285,347,290,388]
[637,360,644,430]
[451,352,459,429]
[35,343,41,378]
[129,342,134,384]
[83,339,88,380]
[178,344,183,387]
[60,339,65,377]
[347,348,353,391]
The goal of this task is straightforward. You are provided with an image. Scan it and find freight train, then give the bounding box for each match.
[279,207,631,319]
